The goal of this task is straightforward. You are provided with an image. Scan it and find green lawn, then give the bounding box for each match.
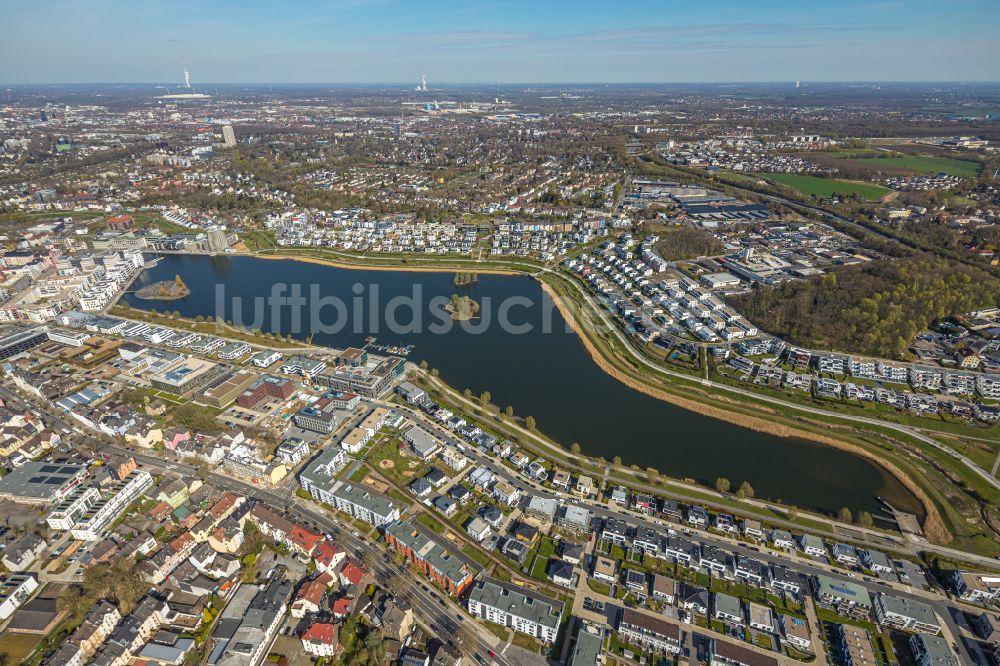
[758,173,891,200]
[460,544,491,567]
[855,155,983,178]
[587,578,611,595]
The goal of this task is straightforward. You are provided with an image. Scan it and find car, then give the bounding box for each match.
[488,650,496,658]
[474,655,487,666]
[456,613,464,622]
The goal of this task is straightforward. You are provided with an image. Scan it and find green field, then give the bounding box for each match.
[855,155,983,178]
[759,173,891,200]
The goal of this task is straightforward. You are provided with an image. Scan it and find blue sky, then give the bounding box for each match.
[1,0,998,83]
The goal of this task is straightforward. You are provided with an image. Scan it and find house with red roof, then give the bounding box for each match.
[331,597,352,619]
[301,622,340,657]
[291,580,327,618]
[290,525,323,557]
[339,559,371,589]
[314,540,346,574]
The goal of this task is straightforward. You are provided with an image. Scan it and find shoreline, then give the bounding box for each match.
[160,249,946,538]
[536,278,947,540]
[249,251,526,276]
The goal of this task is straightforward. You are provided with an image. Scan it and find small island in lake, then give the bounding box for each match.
[445,294,480,320]
[135,274,190,300]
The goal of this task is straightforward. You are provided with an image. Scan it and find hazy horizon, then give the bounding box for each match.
[2,0,998,85]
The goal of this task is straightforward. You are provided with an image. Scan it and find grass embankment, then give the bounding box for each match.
[109,304,303,349]
[263,245,546,275]
[756,173,891,200]
[538,271,980,548]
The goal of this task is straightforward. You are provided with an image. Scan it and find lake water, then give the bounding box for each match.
[122,254,923,517]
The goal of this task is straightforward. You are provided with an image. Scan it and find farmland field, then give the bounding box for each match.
[758,173,891,200]
[854,155,982,177]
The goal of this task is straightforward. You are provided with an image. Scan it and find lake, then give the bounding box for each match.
[122,254,923,517]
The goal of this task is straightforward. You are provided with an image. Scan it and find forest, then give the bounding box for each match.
[731,255,1000,359]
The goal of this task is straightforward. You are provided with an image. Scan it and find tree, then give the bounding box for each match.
[463,388,472,399]
[419,360,428,370]
[431,368,439,377]
[478,391,491,409]
[715,477,731,494]
[612,455,622,466]
[736,481,754,499]
[837,507,853,524]
[646,467,659,482]
[504,405,514,418]
[569,442,581,455]
[856,511,874,528]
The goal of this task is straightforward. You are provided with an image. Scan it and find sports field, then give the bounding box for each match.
[855,155,982,178]
[759,173,891,200]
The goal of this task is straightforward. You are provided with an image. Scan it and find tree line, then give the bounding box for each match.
[731,254,1000,359]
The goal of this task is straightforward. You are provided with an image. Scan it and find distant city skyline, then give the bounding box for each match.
[1,0,998,84]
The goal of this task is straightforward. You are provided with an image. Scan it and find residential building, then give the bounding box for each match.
[618,608,681,654]
[467,578,563,644]
[873,594,941,634]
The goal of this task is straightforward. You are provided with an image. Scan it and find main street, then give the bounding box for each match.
[100,442,542,666]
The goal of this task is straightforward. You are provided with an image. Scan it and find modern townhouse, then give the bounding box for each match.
[632,527,660,557]
[860,549,894,576]
[280,355,327,378]
[618,608,682,654]
[769,565,802,596]
[770,529,796,550]
[838,624,876,666]
[831,543,859,566]
[601,518,629,546]
[848,357,877,378]
[812,574,873,620]
[467,578,563,644]
[687,505,709,527]
[816,354,847,374]
[651,575,677,604]
[741,519,765,541]
[662,536,696,566]
[492,480,520,506]
[873,593,941,634]
[909,634,959,666]
[69,470,153,541]
[711,639,779,666]
[798,534,826,557]
[949,570,1000,604]
[699,545,729,576]
[712,592,743,624]
[732,556,768,587]
[779,614,812,652]
[747,602,774,633]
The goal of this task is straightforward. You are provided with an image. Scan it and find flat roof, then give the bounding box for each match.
[0,462,87,501]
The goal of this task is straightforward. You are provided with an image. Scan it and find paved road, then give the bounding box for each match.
[105,443,543,666]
